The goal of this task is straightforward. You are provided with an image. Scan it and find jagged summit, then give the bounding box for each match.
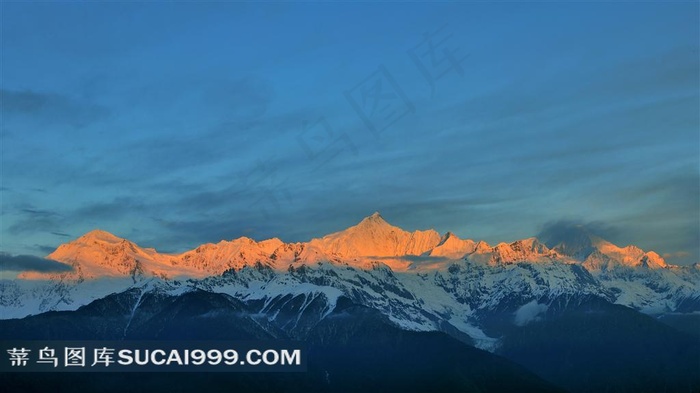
[367,211,384,220]
[539,224,607,261]
[353,211,393,230]
[427,232,477,259]
[77,229,125,244]
[581,237,668,270]
[309,212,442,260]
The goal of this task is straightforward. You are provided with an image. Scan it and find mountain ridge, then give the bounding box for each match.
[21,212,685,281]
[3,214,698,393]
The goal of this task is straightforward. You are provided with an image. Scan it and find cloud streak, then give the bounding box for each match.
[1,3,697,265]
[537,220,620,249]
[0,253,73,273]
[1,89,109,128]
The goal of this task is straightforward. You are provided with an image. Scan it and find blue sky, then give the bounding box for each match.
[2,2,698,265]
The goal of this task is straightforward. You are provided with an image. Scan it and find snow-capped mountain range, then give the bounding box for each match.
[2,212,698,351]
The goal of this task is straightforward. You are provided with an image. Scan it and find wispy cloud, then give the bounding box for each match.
[537,220,619,248]
[33,245,59,255]
[1,89,109,128]
[663,251,691,260]
[8,207,64,235]
[1,3,696,266]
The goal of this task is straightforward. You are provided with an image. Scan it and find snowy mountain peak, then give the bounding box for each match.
[40,231,153,280]
[458,237,561,266]
[76,229,125,244]
[437,231,461,246]
[357,211,391,228]
[21,213,683,281]
[474,240,492,252]
[368,211,384,220]
[581,238,669,271]
[641,251,667,269]
[428,232,477,259]
[510,238,550,254]
[309,213,441,259]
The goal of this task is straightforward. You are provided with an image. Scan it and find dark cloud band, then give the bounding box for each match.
[0,253,73,273]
